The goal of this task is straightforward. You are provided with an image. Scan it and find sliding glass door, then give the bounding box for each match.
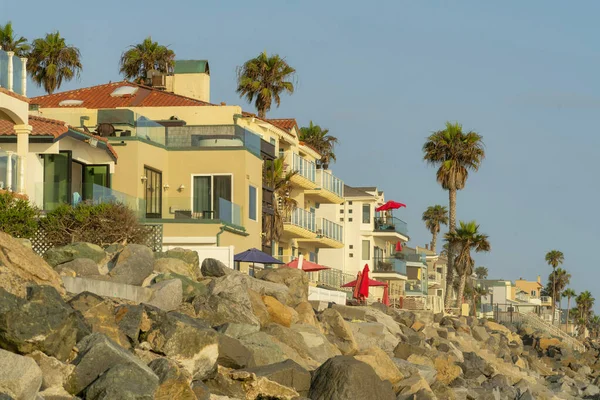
[42,152,71,211]
[144,167,162,218]
[193,175,232,219]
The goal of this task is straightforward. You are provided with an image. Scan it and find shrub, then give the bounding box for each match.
[41,201,150,247]
[0,192,39,238]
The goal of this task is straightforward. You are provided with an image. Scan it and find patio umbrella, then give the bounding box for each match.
[375,200,406,212]
[285,257,330,272]
[395,241,402,252]
[358,264,370,298]
[352,271,362,300]
[382,284,390,306]
[234,248,284,275]
[342,276,388,288]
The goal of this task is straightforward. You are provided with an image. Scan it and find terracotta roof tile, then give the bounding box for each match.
[31,81,214,109]
[0,87,30,103]
[267,118,299,133]
[0,115,117,160]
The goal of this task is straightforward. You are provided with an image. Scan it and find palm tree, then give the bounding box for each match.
[563,288,576,334]
[423,122,485,308]
[589,315,600,339]
[236,51,295,118]
[119,36,175,82]
[299,121,339,169]
[27,32,82,94]
[545,250,564,325]
[576,291,595,335]
[474,266,489,280]
[0,21,30,56]
[552,268,571,313]
[263,157,297,244]
[445,221,491,309]
[421,205,448,253]
[471,285,489,317]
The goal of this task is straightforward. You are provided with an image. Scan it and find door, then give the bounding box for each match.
[193,175,232,220]
[42,152,71,211]
[82,165,110,200]
[144,167,162,218]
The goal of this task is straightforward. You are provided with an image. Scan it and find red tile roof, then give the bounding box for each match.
[31,81,213,109]
[0,115,117,160]
[267,118,299,133]
[0,87,29,103]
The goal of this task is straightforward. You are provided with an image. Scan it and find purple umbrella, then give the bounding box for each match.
[234,248,284,275]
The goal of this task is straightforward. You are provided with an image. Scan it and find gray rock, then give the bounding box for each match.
[147,278,182,311]
[114,304,144,345]
[153,257,199,280]
[318,308,358,355]
[215,323,260,339]
[244,359,311,397]
[191,380,211,400]
[331,304,367,321]
[156,248,199,273]
[66,333,157,395]
[290,323,342,363]
[68,291,105,314]
[238,332,287,367]
[141,311,218,380]
[584,384,600,397]
[148,357,190,383]
[218,334,256,369]
[460,352,495,380]
[264,324,337,365]
[27,350,74,392]
[200,258,234,278]
[153,273,208,302]
[55,258,100,277]
[109,244,154,285]
[394,342,426,360]
[242,276,291,306]
[472,325,490,342]
[256,268,308,307]
[0,286,88,361]
[0,349,43,400]
[85,363,159,400]
[308,356,395,400]
[519,389,536,400]
[44,243,106,267]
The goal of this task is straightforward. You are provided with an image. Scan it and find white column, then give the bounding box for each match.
[5,151,13,191]
[14,124,32,194]
[6,51,14,92]
[20,57,27,97]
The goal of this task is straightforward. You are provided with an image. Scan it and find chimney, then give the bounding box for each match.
[425,244,429,250]
[537,275,541,284]
[168,60,210,102]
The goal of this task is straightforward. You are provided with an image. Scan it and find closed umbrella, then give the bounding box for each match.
[358,264,370,299]
[395,241,402,252]
[382,284,390,306]
[352,271,362,300]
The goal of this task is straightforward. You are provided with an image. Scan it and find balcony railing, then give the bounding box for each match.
[315,269,355,292]
[540,296,552,304]
[318,218,343,243]
[405,279,426,295]
[289,153,316,182]
[373,257,407,275]
[396,252,427,264]
[284,208,316,232]
[428,271,442,283]
[159,196,243,226]
[374,215,408,236]
[315,169,344,198]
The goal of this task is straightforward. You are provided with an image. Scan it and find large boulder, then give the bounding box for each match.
[460,352,495,380]
[263,324,331,366]
[308,356,395,400]
[256,268,308,307]
[290,324,341,364]
[248,289,271,327]
[109,244,154,285]
[149,357,196,400]
[318,308,359,355]
[355,347,404,385]
[153,258,199,281]
[27,350,74,392]
[216,323,260,339]
[155,248,199,273]
[153,273,208,302]
[193,274,260,327]
[0,286,88,361]
[70,297,130,349]
[65,333,158,395]
[54,258,100,277]
[142,311,218,380]
[217,334,256,369]
[262,295,296,327]
[200,258,234,278]
[85,363,159,400]
[350,321,398,354]
[44,242,106,267]
[147,278,183,311]
[238,332,288,367]
[243,359,311,397]
[0,232,65,297]
[0,349,43,400]
[114,304,148,346]
[295,301,319,327]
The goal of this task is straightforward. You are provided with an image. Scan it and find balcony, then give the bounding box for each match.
[428,271,443,285]
[540,296,552,306]
[262,186,275,216]
[372,257,407,279]
[397,252,427,266]
[373,215,409,239]
[285,152,317,190]
[305,169,345,204]
[405,280,427,296]
[298,218,344,249]
[156,196,243,227]
[283,207,317,239]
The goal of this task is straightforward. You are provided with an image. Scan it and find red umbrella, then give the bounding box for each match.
[284,258,330,272]
[376,201,406,212]
[341,277,388,288]
[358,264,370,298]
[382,284,390,306]
[395,241,402,252]
[352,271,362,299]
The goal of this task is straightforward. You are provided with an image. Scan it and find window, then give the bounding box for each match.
[340,218,344,222]
[309,252,316,262]
[193,175,232,219]
[362,240,370,260]
[531,290,536,296]
[144,167,162,218]
[249,185,257,221]
[362,204,371,223]
[348,201,353,205]
[340,209,344,214]
[348,209,353,214]
[279,149,285,159]
[349,218,353,222]
[349,245,353,249]
[349,253,354,258]
[270,138,276,146]
[278,247,283,257]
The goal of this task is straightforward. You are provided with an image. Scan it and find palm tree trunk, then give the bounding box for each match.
[431,230,438,254]
[456,273,467,315]
[566,297,571,334]
[444,188,457,309]
[552,266,556,325]
[258,109,266,119]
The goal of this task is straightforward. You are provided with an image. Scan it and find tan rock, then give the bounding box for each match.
[153,258,198,280]
[539,338,561,350]
[262,295,294,327]
[27,350,74,391]
[485,321,511,335]
[396,375,433,398]
[81,301,131,348]
[229,369,300,400]
[411,320,426,332]
[319,309,359,355]
[355,347,404,384]
[434,355,462,385]
[154,379,196,400]
[407,354,435,368]
[248,289,270,327]
[0,231,65,297]
[295,301,318,327]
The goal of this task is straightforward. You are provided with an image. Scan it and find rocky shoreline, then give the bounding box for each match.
[0,232,598,400]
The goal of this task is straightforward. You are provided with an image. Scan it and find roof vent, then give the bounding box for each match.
[58,99,83,106]
[110,86,138,97]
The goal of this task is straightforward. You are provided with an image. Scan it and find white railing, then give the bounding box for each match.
[290,153,316,182]
[521,312,585,352]
[316,169,344,197]
[285,208,316,232]
[308,286,347,305]
[318,217,343,243]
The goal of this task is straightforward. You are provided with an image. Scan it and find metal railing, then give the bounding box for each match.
[315,269,355,293]
[318,218,343,243]
[316,169,344,197]
[405,279,426,295]
[374,215,408,236]
[428,271,443,283]
[284,208,316,232]
[373,257,407,275]
[290,153,316,182]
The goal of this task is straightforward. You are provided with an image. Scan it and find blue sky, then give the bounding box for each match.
[4,0,600,305]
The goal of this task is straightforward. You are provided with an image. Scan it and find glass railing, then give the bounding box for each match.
[405,279,426,295]
[91,184,146,219]
[12,56,23,95]
[374,215,408,236]
[318,218,343,243]
[316,268,355,292]
[373,257,407,275]
[427,271,442,282]
[153,196,243,226]
[136,116,166,146]
[397,252,427,264]
[0,151,19,192]
[284,208,316,232]
[0,50,8,89]
[164,125,261,157]
[290,153,316,182]
[316,169,344,197]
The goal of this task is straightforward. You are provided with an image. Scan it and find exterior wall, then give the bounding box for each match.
[0,93,29,125]
[168,73,210,103]
[515,279,542,299]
